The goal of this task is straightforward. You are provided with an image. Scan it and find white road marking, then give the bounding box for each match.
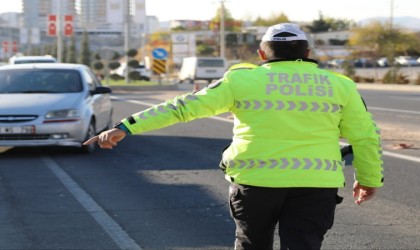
[382,151,420,163]
[117,98,420,164]
[369,106,420,115]
[41,156,142,250]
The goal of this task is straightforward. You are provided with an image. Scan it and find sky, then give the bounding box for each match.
[0,0,418,23]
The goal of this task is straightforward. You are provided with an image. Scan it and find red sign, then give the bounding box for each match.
[2,41,8,53]
[48,15,56,22]
[64,15,73,36]
[47,14,57,36]
[12,41,17,52]
[64,15,73,22]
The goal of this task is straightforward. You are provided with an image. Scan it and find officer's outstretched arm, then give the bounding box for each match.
[83,128,126,149]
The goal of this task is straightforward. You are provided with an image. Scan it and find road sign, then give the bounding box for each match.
[47,14,57,36]
[152,59,166,74]
[171,34,188,44]
[152,48,168,59]
[64,15,73,36]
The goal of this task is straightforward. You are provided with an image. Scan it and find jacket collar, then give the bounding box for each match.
[260,58,318,66]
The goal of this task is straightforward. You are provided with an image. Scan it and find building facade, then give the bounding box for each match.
[16,0,148,55]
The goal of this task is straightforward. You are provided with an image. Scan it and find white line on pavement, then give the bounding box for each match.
[119,98,420,164]
[382,151,420,163]
[369,106,420,115]
[41,156,142,250]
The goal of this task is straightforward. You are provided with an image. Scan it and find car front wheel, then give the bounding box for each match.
[81,121,96,153]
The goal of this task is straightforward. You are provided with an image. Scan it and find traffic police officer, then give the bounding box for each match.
[84,23,383,250]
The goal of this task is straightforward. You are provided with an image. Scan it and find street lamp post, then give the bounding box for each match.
[124,0,131,83]
[220,0,225,58]
[56,0,62,62]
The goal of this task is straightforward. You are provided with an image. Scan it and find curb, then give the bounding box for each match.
[356,83,420,92]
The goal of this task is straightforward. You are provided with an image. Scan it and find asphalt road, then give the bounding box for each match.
[0,86,419,249]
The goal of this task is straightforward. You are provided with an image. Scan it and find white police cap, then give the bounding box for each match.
[261,23,307,42]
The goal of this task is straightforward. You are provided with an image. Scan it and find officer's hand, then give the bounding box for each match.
[353,181,377,205]
[83,128,126,149]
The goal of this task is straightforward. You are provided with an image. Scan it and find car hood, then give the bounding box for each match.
[0,93,84,115]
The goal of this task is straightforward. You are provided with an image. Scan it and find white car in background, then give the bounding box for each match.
[9,55,57,64]
[377,57,389,67]
[394,56,419,66]
[111,62,151,81]
[0,63,113,153]
[178,57,227,83]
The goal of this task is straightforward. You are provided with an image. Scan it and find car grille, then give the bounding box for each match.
[0,115,38,123]
[0,134,50,140]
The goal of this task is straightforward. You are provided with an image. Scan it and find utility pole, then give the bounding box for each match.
[56,0,62,62]
[124,0,131,83]
[389,0,394,30]
[219,0,226,58]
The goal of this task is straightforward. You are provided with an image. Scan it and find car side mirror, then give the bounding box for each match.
[91,86,112,95]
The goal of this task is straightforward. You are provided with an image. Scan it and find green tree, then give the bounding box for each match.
[124,48,141,82]
[93,52,101,60]
[43,44,54,56]
[348,21,420,61]
[127,59,140,68]
[51,39,58,58]
[79,31,91,66]
[197,44,215,56]
[307,12,351,32]
[62,39,68,63]
[127,48,138,58]
[108,61,121,71]
[66,35,77,63]
[210,5,241,32]
[92,61,104,71]
[254,13,289,26]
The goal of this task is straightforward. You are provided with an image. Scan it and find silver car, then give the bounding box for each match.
[0,63,113,153]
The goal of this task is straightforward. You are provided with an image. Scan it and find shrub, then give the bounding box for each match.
[395,74,410,84]
[352,75,375,83]
[415,73,420,85]
[92,61,104,71]
[108,61,121,70]
[127,59,140,68]
[342,60,355,78]
[110,73,124,80]
[352,75,362,83]
[128,71,142,80]
[382,67,409,84]
[127,49,138,57]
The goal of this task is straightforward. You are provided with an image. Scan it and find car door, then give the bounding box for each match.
[82,68,111,132]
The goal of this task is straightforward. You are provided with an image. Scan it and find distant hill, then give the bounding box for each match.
[359,16,420,31]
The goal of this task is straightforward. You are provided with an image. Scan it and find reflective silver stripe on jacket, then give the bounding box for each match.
[235,100,342,112]
[137,94,199,120]
[224,158,344,171]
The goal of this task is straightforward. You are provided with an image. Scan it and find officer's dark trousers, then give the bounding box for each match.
[229,184,339,250]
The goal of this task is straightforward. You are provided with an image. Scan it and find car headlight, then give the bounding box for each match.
[44,109,80,123]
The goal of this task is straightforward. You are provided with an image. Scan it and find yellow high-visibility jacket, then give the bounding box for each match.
[121,59,383,188]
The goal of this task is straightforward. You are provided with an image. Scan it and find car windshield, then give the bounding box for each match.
[14,59,56,64]
[0,69,83,94]
[198,59,225,67]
